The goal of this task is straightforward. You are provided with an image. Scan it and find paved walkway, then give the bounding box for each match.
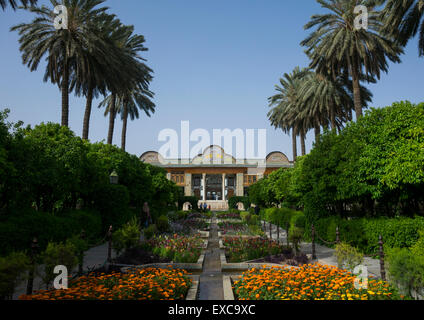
[13,242,117,299]
[262,220,382,279]
[198,215,224,300]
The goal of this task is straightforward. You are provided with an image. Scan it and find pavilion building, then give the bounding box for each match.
[140,145,294,211]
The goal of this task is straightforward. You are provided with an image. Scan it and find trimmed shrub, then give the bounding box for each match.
[228,196,250,211]
[178,196,199,211]
[308,216,424,255]
[156,215,170,233]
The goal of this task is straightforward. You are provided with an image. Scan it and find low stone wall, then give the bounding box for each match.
[118,252,206,272]
[220,251,292,272]
[186,275,200,300]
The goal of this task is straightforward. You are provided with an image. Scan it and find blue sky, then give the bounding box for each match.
[0,0,422,161]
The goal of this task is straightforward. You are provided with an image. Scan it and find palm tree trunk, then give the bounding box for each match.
[121,101,128,151]
[330,108,336,131]
[314,122,320,143]
[82,83,93,140]
[349,58,363,120]
[300,129,306,156]
[292,127,297,162]
[107,94,116,145]
[61,54,69,127]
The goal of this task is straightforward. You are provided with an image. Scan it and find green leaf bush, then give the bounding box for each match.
[228,196,250,211]
[112,218,141,256]
[0,252,30,300]
[334,243,364,272]
[41,242,78,288]
[308,216,424,255]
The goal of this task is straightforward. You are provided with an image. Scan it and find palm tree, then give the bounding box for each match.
[99,26,154,146]
[11,0,109,127]
[68,14,130,140]
[268,67,310,159]
[0,0,36,10]
[301,0,403,119]
[119,85,155,151]
[380,0,424,56]
[298,70,355,138]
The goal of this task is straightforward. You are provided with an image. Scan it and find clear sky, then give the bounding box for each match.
[1,0,422,161]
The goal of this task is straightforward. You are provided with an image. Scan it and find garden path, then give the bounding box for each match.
[198,214,224,300]
[261,221,382,279]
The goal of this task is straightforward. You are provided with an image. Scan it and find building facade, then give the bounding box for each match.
[140,145,294,211]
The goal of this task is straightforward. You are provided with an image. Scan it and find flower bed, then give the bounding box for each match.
[218,221,248,234]
[20,268,192,300]
[143,234,204,263]
[233,264,403,300]
[217,212,241,220]
[177,218,210,233]
[224,237,288,263]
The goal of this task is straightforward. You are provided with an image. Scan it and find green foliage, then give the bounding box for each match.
[41,242,78,288]
[112,217,141,256]
[0,210,102,256]
[228,196,250,211]
[411,230,424,258]
[92,183,132,232]
[334,243,364,272]
[386,247,424,298]
[288,227,304,254]
[156,215,170,233]
[0,113,179,254]
[0,252,30,300]
[66,235,89,270]
[143,224,158,240]
[178,196,199,211]
[251,102,424,219]
[309,216,424,255]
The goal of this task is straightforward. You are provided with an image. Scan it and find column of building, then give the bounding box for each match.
[222,173,226,201]
[202,173,206,201]
[184,173,192,196]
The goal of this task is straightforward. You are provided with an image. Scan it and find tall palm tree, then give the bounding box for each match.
[268,67,311,160]
[298,70,355,138]
[0,0,36,10]
[119,85,155,151]
[380,0,424,56]
[11,0,109,127]
[68,14,130,140]
[99,27,154,146]
[301,0,403,119]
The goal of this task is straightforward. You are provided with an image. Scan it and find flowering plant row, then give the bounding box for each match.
[144,234,204,263]
[233,264,403,300]
[178,218,210,232]
[20,268,192,300]
[217,212,241,220]
[224,237,288,262]
[218,221,249,235]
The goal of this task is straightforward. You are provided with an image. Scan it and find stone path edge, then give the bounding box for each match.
[186,275,200,301]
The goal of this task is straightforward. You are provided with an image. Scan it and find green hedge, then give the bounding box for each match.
[307,216,424,255]
[178,196,199,211]
[263,207,305,230]
[228,196,250,211]
[0,210,102,256]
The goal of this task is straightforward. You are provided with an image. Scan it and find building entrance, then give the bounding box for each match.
[206,174,223,201]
